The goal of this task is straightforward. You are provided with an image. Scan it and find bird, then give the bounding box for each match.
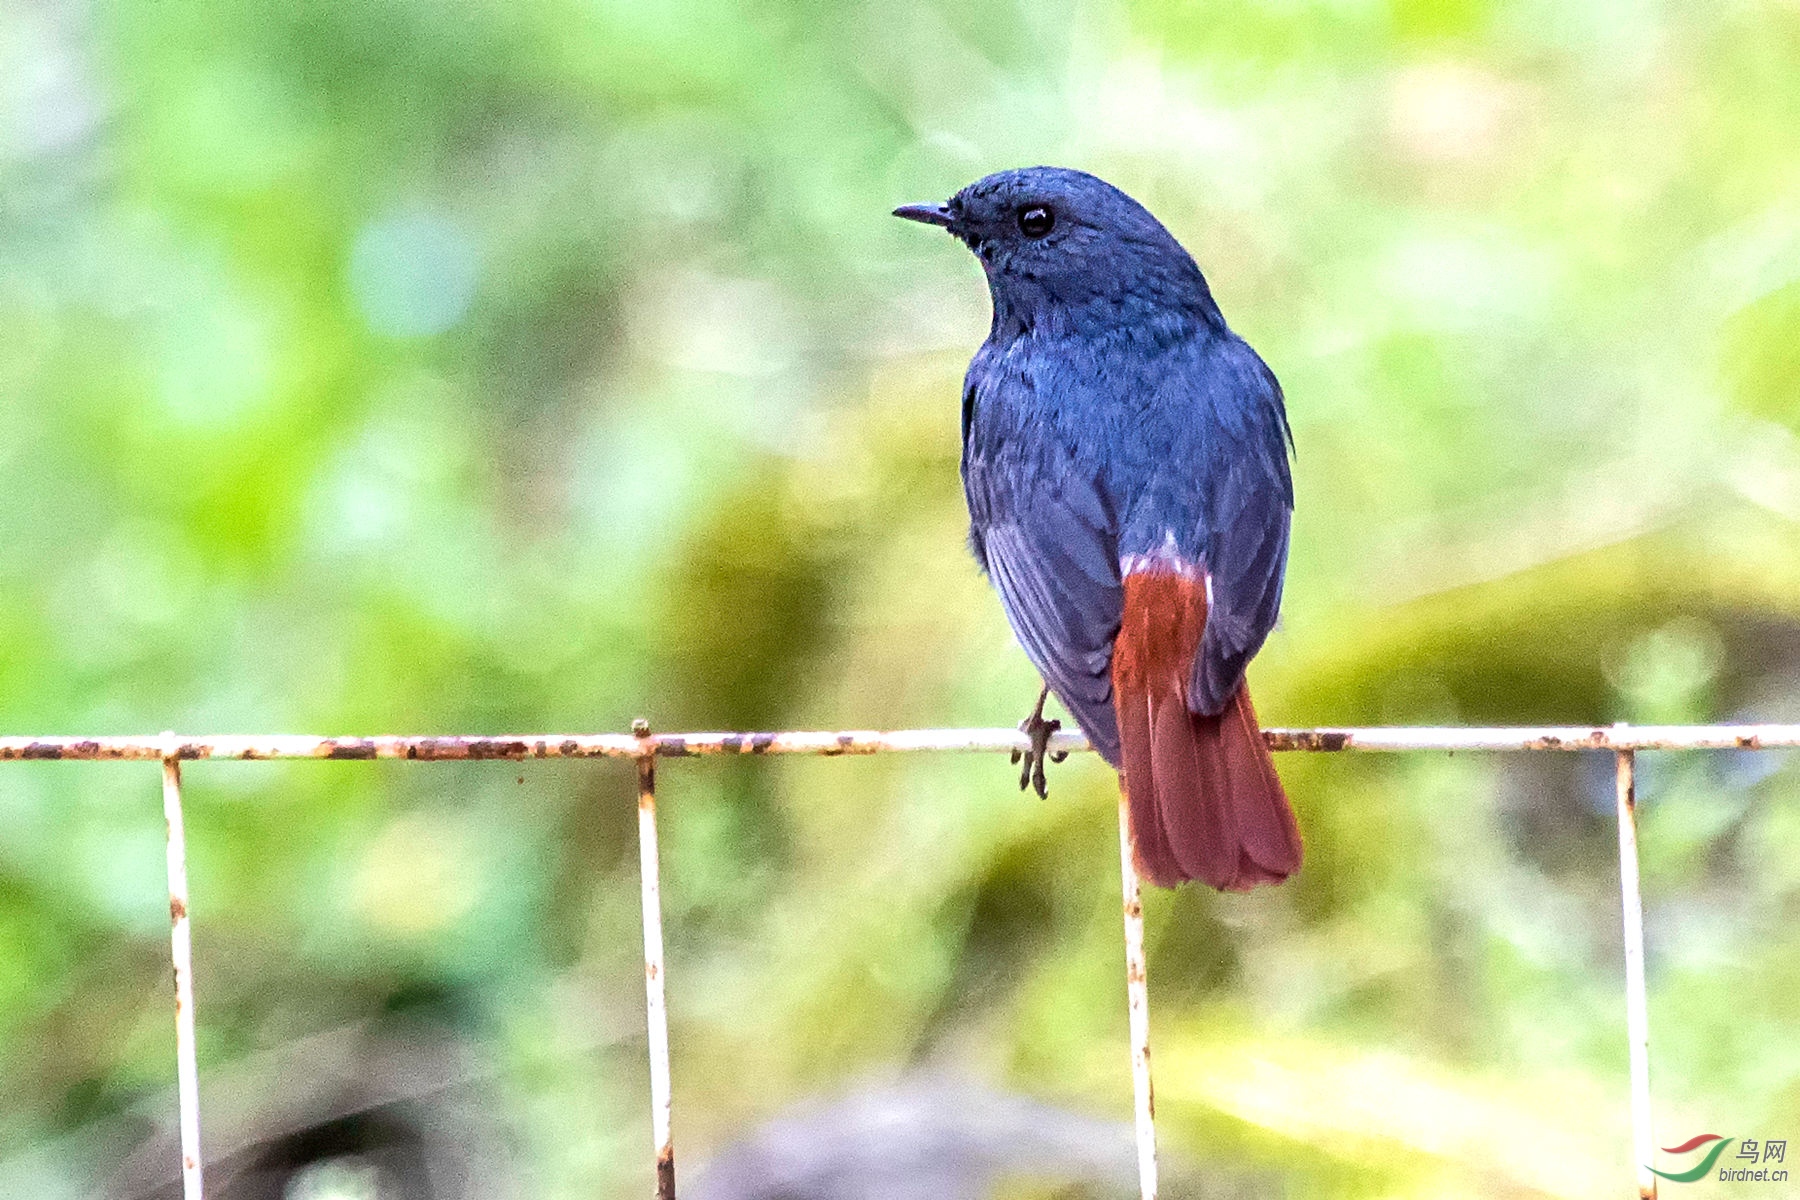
[894,167,1302,891]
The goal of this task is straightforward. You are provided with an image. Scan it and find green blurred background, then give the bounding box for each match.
[2,0,1799,1195]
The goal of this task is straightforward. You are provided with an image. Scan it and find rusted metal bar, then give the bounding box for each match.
[161,741,204,1200]
[1117,789,1158,1200]
[635,727,675,1200]
[1262,724,1800,753]
[4,723,1799,762]
[0,730,1083,760]
[1615,749,1656,1199]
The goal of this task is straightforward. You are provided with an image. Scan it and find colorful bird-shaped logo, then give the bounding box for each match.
[1652,1134,1736,1183]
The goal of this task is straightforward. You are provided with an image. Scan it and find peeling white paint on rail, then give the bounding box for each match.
[636,752,676,1200]
[1616,749,1657,1200]
[161,741,204,1200]
[4,723,1799,761]
[1117,790,1158,1200]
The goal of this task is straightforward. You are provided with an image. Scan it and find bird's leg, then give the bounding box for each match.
[1011,683,1069,798]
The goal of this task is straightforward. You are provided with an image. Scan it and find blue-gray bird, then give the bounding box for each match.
[895,167,1302,890]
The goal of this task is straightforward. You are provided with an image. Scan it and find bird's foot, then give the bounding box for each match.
[1010,686,1068,799]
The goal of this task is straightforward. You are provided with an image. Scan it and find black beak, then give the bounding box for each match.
[892,202,955,229]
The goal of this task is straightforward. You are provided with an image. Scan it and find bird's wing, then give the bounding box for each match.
[969,457,1124,765]
[1189,341,1293,717]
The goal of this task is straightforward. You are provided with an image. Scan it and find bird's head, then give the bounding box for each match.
[894,166,1215,331]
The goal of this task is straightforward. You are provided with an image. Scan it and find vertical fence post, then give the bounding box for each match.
[1117,790,1158,1200]
[161,737,204,1200]
[1615,748,1656,1199]
[634,725,675,1200]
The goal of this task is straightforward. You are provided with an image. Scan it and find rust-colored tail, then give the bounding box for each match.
[1113,570,1302,890]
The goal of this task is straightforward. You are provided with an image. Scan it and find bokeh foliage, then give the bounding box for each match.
[2,0,1798,1195]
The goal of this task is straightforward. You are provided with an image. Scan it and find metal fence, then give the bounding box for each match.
[6,721,1800,1200]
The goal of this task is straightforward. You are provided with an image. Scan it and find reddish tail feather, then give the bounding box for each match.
[1112,569,1302,890]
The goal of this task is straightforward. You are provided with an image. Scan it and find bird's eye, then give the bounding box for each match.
[1017,205,1054,238]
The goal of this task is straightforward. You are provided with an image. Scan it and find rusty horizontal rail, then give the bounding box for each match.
[3,723,1798,762]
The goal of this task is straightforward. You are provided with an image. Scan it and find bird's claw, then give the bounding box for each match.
[1013,690,1066,798]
